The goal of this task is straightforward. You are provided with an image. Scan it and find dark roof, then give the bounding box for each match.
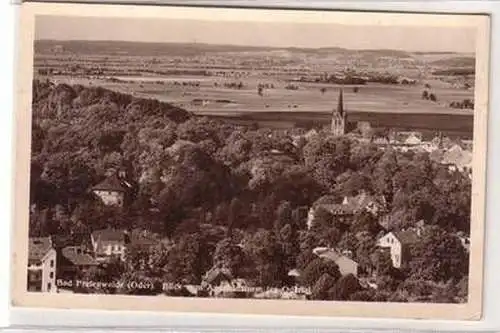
[28,237,52,262]
[91,229,125,243]
[51,234,74,249]
[315,248,359,270]
[394,230,420,245]
[61,246,98,266]
[129,229,159,247]
[203,266,232,285]
[314,192,385,217]
[320,203,355,216]
[92,174,130,192]
[344,192,386,212]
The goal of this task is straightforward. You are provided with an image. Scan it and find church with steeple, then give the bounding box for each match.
[331,88,346,136]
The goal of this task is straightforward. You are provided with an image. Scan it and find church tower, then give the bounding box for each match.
[331,88,346,136]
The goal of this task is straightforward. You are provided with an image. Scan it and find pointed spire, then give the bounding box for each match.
[337,88,344,117]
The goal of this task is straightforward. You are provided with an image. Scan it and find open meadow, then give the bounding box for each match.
[33,40,475,137]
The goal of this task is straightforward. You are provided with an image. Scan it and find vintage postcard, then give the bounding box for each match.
[12,2,490,320]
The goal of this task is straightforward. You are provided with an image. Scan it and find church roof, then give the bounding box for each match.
[337,88,344,117]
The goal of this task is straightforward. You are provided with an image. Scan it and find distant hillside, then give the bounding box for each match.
[34,39,428,59]
[34,40,278,57]
[355,49,413,58]
[430,56,475,68]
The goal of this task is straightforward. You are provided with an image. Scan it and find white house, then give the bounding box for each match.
[376,229,420,268]
[91,171,133,207]
[91,229,127,261]
[404,134,422,145]
[27,237,57,293]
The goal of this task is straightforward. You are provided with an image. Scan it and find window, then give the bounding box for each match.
[50,272,54,279]
[47,282,52,291]
[50,260,54,268]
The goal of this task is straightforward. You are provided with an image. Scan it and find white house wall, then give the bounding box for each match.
[41,249,57,292]
[376,232,403,268]
[94,190,125,206]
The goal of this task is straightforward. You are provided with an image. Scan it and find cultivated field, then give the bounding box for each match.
[33,40,476,136]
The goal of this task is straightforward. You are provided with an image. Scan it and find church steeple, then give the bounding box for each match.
[337,88,344,117]
[331,88,346,136]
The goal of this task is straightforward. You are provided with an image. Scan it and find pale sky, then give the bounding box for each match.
[35,15,476,53]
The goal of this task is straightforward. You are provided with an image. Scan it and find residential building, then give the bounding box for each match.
[455,232,471,252]
[27,237,57,293]
[376,229,421,268]
[127,229,160,250]
[287,268,301,279]
[91,228,127,262]
[58,245,98,282]
[202,266,233,287]
[441,144,473,173]
[307,191,386,229]
[91,170,134,207]
[313,247,359,276]
[404,133,422,145]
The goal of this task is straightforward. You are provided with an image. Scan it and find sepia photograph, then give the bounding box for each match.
[12,3,490,320]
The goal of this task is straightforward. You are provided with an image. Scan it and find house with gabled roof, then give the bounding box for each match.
[91,228,127,262]
[313,247,359,276]
[202,266,233,287]
[376,228,421,269]
[28,237,57,292]
[91,170,134,207]
[58,245,98,282]
[307,191,386,229]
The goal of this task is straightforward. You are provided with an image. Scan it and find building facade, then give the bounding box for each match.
[91,229,127,262]
[376,229,420,268]
[27,237,57,293]
[58,245,98,282]
[91,171,134,207]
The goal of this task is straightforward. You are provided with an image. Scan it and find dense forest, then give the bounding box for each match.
[29,79,471,302]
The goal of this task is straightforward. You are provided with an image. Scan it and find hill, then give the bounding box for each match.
[33,39,436,59]
[430,56,475,68]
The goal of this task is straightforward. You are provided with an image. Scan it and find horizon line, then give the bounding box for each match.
[34,39,474,55]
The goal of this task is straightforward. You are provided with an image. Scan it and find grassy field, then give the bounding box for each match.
[45,75,473,115]
[42,74,473,139]
[33,40,476,138]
